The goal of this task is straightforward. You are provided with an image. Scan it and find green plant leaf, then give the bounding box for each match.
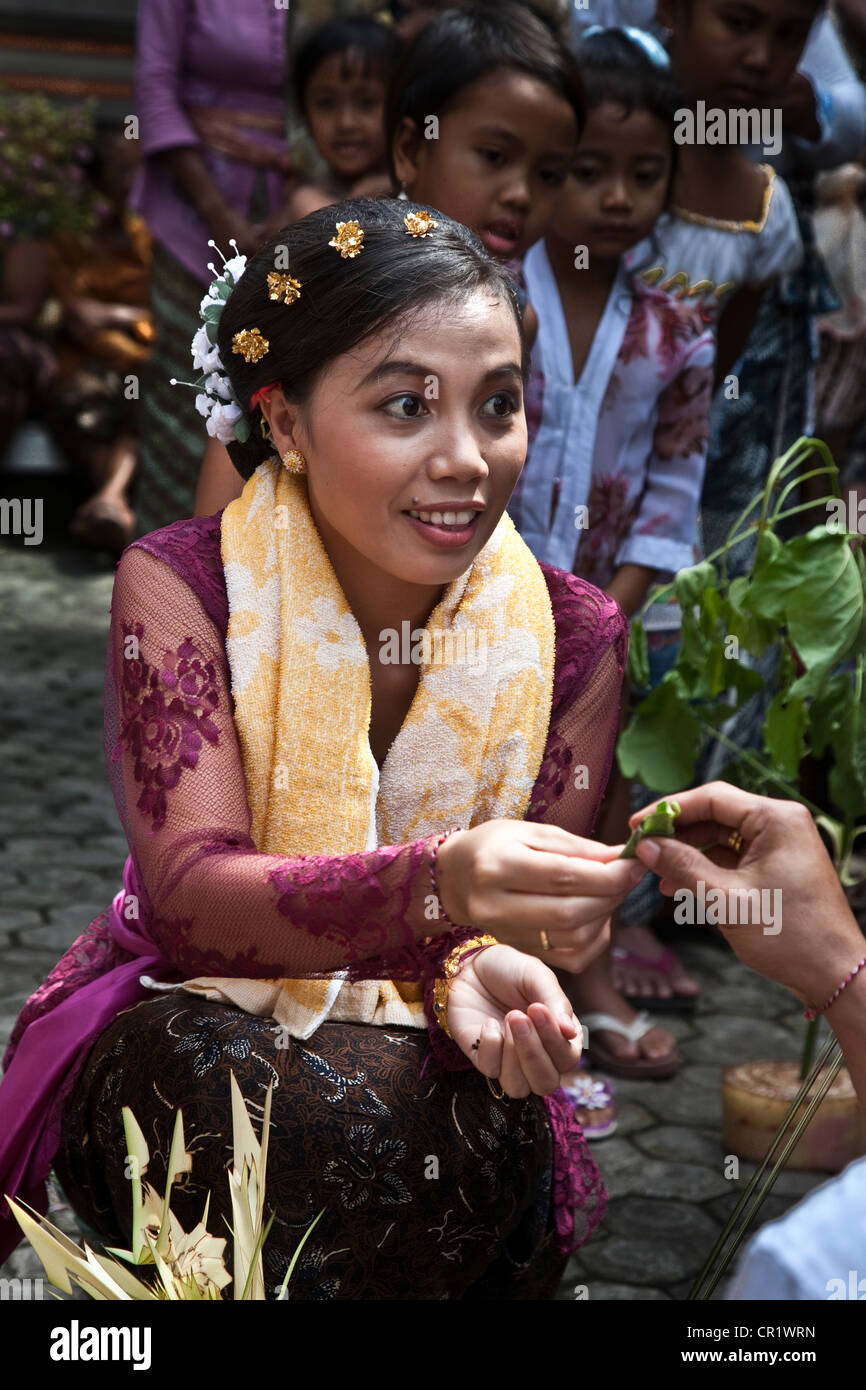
[616,675,702,789]
[726,577,778,656]
[743,528,863,698]
[674,560,717,614]
[762,692,808,779]
[828,702,866,822]
[809,674,851,758]
[626,619,649,691]
[726,661,766,705]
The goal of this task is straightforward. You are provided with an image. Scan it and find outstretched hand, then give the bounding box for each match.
[446,943,584,1098]
[629,782,857,1004]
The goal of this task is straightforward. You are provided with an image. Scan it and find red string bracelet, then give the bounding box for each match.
[429,826,463,926]
[804,956,866,1021]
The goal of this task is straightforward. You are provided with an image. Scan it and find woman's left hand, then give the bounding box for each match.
[446,943,583,1097]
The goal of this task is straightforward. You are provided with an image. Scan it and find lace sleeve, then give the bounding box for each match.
[527,568,628,836]
[107,544,448,980]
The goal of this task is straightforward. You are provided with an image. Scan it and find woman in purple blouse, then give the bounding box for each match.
[0,201,647,1298]
[130,0,295,534]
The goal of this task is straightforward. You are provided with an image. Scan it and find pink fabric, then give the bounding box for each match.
[0,512,627,1264]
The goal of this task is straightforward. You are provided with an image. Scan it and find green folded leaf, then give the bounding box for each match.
[620,798,682,857]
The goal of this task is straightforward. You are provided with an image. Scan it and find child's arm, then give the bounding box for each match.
[713,284,767,388]
[605,564,656,619]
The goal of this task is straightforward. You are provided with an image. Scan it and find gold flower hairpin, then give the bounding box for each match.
[232,327,269,364]
[329,220,365,259]
[267,272,302,305]
[404,210,437,238]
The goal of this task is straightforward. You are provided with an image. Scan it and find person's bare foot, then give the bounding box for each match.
[570,974,678,1067]
[611,921,700,1003]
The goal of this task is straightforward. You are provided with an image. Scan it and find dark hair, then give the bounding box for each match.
[217,198,526,480]
[293,17,400,118]
[575,28,683,145]
[385,1,584,180]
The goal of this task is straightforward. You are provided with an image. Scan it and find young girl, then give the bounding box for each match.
[194,16,399,516]
[276,17,400,227]
[387,1,582,271]
[195,0,583,515]
[624,0,810,381]
[512,27,714,615]
[509,28,717,1090]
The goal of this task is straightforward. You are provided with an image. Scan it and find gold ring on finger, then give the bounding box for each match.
[487,1076,506,1100]
[540,929,551,952]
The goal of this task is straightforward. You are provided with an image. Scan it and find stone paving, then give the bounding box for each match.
[0,535,834,1301]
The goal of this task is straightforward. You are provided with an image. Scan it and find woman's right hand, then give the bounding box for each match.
[629,782,862,1007]
[434,819,647,973]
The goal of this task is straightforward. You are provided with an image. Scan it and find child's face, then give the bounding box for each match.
[553,102,671,262]
[659,0,818,108]
[393,68,577,259]
[304,51,388,183]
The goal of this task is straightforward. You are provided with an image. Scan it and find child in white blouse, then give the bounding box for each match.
[511,26,715,622]
[511,27,717,1084]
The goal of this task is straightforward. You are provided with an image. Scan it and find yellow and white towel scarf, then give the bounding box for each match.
[181,457,555,1038]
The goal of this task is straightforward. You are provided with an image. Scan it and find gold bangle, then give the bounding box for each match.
[432,934,498,1040]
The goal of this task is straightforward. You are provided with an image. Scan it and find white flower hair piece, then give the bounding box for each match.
[170,239,253,446]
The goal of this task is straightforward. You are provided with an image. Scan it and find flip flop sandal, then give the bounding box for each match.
[612,945,699,1015]
[582,1009,682,1079]
[560,1069,617,1141]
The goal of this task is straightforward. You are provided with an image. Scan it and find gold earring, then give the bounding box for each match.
[282,448,306,474]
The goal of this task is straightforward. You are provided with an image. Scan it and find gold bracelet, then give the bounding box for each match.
[432,935,498,1040]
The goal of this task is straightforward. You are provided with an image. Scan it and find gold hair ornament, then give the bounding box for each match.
[232,328,270,364]
[404,210,438,238]
[329,220,365,259]
[267,272,302,305]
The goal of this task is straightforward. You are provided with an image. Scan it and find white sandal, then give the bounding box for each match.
[580,1010,681,1078]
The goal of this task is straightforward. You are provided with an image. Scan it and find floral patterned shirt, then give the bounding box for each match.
[509,240,715,629]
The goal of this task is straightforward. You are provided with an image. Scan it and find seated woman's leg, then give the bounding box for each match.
[55,994,564,1300]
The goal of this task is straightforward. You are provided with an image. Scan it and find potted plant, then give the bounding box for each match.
[618,436,866,1172]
